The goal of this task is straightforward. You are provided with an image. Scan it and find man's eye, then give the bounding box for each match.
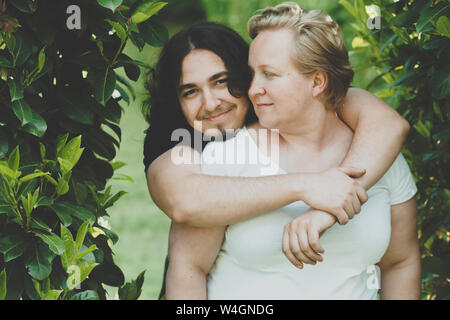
[183,89,197,97]
[264,71,274,78]
[216,78,228,85]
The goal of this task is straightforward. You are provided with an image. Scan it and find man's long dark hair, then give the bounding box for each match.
[142,22,257,171]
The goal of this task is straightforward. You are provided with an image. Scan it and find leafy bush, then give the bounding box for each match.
[0,0,167,300]
[342,0,449,299]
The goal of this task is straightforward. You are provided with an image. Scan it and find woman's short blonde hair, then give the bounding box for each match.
[248,2,353,110]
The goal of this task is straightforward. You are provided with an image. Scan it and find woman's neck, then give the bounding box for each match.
[277,105,348,153]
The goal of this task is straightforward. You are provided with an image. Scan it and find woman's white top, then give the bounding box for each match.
[201,126,417,300]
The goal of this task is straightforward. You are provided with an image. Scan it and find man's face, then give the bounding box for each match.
[178,49,249,137]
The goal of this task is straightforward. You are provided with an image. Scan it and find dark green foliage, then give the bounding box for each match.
[0,0,168,300]
[342,0,449,299]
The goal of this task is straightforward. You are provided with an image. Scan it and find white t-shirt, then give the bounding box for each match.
[201,126,417,300]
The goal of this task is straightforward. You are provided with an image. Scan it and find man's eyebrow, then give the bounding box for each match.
[178,71,229,93]
[209,71,229,81]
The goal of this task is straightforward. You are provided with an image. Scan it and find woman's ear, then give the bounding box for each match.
[311,71,327,98]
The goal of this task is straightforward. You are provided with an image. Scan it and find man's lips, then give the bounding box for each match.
[204,108,233,121]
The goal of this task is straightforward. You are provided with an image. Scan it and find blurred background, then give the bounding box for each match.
[103,0,420,299]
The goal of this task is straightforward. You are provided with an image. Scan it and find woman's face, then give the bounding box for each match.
[248,28,314,130]
[178,49,250,137]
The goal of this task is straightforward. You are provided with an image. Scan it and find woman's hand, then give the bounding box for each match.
[282,209,336,269]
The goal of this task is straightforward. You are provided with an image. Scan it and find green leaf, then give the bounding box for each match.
[124,63,140,82]
[12,99,33,126]
[105,19,127,43]
[0,204,13,214]
[0,56,12,67]
[139,20,169,47]
[74,244,97,262]
[131,1,168,24]
[35,195,54,208]
[416,4,448,33]
[24,241,54,280]
[50,204,73,227]
[30,216,52,232]
[41,289,62,300]
[34,231,66,255]
[111,161,126,171]
[7,146,19,172]
[339,0,358,19]
[7,78,24,102]
[22,109,47,137]
[0,234,28,262]
[56,133,69,156]
[97,0,122,12]
[12,33,32,67]
[60,225,75,270]
[39,143,46,160]
[77,261,99,284]
[87,66,116,106]
[75,220,91,253]
[97,225,119,244]
[69,290,99,300]
[52,202,96,224]
[118,270,145,300]
[20,171,50,183]
[0,164,21,179]
[436,15,450,38]
[0,269,6,300]
[37,46,46,73]
[9,0,38,13]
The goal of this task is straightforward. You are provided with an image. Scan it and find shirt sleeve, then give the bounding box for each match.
[386,153,418,205]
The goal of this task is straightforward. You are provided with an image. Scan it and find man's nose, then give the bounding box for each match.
[203,88,221,112]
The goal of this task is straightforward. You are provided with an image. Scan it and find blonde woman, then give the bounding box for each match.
[165,3,420,299]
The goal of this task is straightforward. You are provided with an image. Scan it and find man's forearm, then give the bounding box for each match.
[379,260,421,300]
[174,173,305,227]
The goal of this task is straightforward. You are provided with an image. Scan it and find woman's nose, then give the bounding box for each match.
[248,78,265,98]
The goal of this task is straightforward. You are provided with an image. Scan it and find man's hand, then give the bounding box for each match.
[282,209,336,269]
[300,167,368,224]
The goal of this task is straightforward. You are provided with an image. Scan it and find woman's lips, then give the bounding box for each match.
[256,103,273,108]
[205,108,232,121]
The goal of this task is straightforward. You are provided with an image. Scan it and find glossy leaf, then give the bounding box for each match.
[12,99,33,126]
[34,231,66,255]
[0,269,6,300]
[131,2,168,24]
[24,241,54,280]
[97,0,122,12]
[7,78,24,102]
[139,20,169,47]
[87,66,116,106]
[69,290,99,300]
